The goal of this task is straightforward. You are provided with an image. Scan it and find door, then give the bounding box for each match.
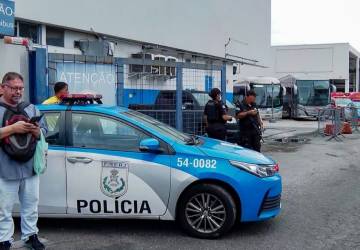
[65,111,171,217]
[13,111,67,214]
[39,111,67,214]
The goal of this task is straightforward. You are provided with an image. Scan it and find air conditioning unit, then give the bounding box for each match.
[77,40,114,57]
[130,53,143,73]
[129,53,154,74]
[153,55,166,75]
[144,53,153,73]
[166,56,177,76]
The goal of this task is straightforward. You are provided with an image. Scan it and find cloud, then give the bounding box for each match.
[272,0,360,51]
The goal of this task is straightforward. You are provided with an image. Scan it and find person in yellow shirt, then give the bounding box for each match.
[42,82,69,104]
[42,82,69,132]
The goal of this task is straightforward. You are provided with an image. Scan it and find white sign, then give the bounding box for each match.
[56,62,117,105]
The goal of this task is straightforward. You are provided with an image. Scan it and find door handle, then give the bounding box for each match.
[67,157,93,164]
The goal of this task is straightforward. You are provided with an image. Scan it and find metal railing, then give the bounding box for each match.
[317,106,359,141]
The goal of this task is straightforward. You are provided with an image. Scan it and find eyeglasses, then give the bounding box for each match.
[2,84,24,92]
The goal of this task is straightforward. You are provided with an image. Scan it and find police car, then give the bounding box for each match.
[32,95,281,238]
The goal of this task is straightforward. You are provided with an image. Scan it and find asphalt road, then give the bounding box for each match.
[14,134,360,250]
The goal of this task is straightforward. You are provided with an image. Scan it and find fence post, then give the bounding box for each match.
[221,63,227,101]
[115,58,125,107]
[29,48,48,104]
[176,63,183,132]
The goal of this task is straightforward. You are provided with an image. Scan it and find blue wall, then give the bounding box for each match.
[205,76,213,92]
[123,89,160,107]
[122,88,234,108]
[29,48,48,104]
[226,92,234,103]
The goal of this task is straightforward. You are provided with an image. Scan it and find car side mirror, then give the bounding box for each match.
[293,85,298,95]
[139,138,162,153]
[331,84,337,93]
[282,86,287,96]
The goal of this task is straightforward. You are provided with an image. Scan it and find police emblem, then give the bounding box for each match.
[100,161,129,198]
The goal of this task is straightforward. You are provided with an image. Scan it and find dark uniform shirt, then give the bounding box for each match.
[204,100,227,125]
[235,100,260,135]
[235,100,262,152]
[204,100,227,140]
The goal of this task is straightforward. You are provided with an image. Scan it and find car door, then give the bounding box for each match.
[13,111,67,214]
[65,111,171,217]
[39,111,67,214]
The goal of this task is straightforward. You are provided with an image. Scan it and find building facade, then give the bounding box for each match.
[249,43,360,93]
[0,0,273,105]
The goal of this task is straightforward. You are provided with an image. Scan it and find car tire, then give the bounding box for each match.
[177,184,237,239]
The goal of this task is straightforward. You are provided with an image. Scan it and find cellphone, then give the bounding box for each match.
[29,114,44,123]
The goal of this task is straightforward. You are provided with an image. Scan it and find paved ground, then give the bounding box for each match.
[262,119,319,140]
[13,132,360,250]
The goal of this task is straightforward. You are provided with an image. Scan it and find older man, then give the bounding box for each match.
[0,72,46,250]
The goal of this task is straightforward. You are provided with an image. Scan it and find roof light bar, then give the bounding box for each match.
[60,94,103,105]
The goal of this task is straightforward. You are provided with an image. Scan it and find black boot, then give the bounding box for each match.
[25,235,45,250]
[0,241,11,250]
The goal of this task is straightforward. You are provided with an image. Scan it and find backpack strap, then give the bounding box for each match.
[17,102,31,118]
[17,101,31,110]
[0,102,16,112]
[0,101,32,119]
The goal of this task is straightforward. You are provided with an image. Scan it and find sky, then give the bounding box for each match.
[272,0,360,51]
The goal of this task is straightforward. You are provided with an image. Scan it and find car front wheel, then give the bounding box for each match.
[177,184,237,239]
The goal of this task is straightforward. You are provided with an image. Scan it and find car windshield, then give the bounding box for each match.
[192,92,235,108]
[252,84,282,108]
[335,98,352,107]
[124,110,193,144]
[352,101,360,108]
[297,80,330,106]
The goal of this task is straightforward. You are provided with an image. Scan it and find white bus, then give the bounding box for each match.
[280,75,336,119]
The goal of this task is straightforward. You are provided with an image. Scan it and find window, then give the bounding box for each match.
[46,26,64,47]
[71,113,150,152]
[18,21,40,44]
[43,112,61,145]
[253,84,282,108]
[297,80,330,106]
[125,111,192,144]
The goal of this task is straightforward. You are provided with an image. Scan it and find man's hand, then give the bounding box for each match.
[10,121,37,134]
[260,122,264,131]
[247,109,258,116]
[222,115,233,122]
[29,125,41,139]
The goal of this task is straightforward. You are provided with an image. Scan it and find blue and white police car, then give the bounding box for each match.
[33,95,281,238]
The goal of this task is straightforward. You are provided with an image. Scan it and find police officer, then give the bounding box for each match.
[235,90,263,152]
[203,88,233,140]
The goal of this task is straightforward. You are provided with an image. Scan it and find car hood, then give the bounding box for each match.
[197,137,274,164]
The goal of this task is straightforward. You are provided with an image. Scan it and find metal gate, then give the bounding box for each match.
[118,57,226,135]
[47,54,226,135]
[48,54,121,106]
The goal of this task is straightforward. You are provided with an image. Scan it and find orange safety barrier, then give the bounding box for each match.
[324,124,334,135]
[341,122,352,134]
[324,122,352,135]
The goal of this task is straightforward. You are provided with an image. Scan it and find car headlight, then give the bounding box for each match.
[230,160,279,178]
